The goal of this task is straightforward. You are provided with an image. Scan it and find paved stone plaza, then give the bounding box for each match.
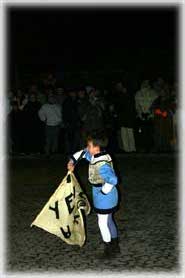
[6,154,179,273]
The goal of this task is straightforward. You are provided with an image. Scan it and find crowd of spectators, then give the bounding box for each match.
[6,73,178,157]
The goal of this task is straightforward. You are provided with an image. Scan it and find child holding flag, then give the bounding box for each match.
[67,131,120,260]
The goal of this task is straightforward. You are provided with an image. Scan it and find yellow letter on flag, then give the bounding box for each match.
[31,171,91,247]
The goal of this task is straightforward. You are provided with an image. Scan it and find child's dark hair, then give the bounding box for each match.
[87,130,108,149]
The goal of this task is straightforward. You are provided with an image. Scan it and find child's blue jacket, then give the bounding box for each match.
[70,149,119,214]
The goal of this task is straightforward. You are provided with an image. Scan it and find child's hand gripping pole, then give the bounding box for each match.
[67,160,75,172]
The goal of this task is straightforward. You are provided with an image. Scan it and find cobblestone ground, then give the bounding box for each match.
[6,154,179,273]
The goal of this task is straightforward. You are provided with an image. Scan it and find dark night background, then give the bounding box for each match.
[7,6,177,89]
[6,6,179,272]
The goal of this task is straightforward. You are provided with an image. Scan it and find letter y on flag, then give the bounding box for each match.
[31,171,91,247]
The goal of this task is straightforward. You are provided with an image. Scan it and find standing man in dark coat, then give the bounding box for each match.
[23,93,42,154]
[7,101,25,154]
[114,81,136,153]
[62,89,80,154]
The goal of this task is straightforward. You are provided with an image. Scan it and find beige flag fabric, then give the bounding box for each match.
[31,171,91,247]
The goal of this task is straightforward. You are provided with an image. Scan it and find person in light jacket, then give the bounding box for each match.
[38,94,62,156]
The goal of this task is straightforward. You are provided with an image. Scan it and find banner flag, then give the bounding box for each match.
[31,171,91,247]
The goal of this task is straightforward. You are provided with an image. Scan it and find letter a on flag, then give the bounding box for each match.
[31,171,91,247]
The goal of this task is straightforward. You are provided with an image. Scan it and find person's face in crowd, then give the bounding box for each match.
[78,90,85,99]
[48,95,56,104]
[115,82,127,94]
[156,78,165,87]
[30,94,36,102]
[30,85,38,93]
[89,89,97,104]
[89,89,96,98]
[141,80,150,90]
[115,82,123,92]
[153,78,165,93]
[109,104,114,112]
[69,91,76,99]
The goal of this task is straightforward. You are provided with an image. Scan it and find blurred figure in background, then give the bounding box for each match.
[6,90,14,114]
[106,103,119,153]
[82,88,105,137]
[16,89,24,104]
[38,94,62,157]
[11,88,29,111]
[77,87,90,147]
[114,81,136,153]
[151,83,175,153]
[55,86,66,153]
[170,82,178,151]
[135,80,158,152]
[19,93,29,110]
[63,89,80,154]
[55,86,66,106]
[89,87,105,111]
[153,77,165,96]
[29,84,49,106]
[7,101,25,154]
[23,93,42,154]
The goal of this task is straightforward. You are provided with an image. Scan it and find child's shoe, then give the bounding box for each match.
[97,241,112,260]
[111,237,121,255]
